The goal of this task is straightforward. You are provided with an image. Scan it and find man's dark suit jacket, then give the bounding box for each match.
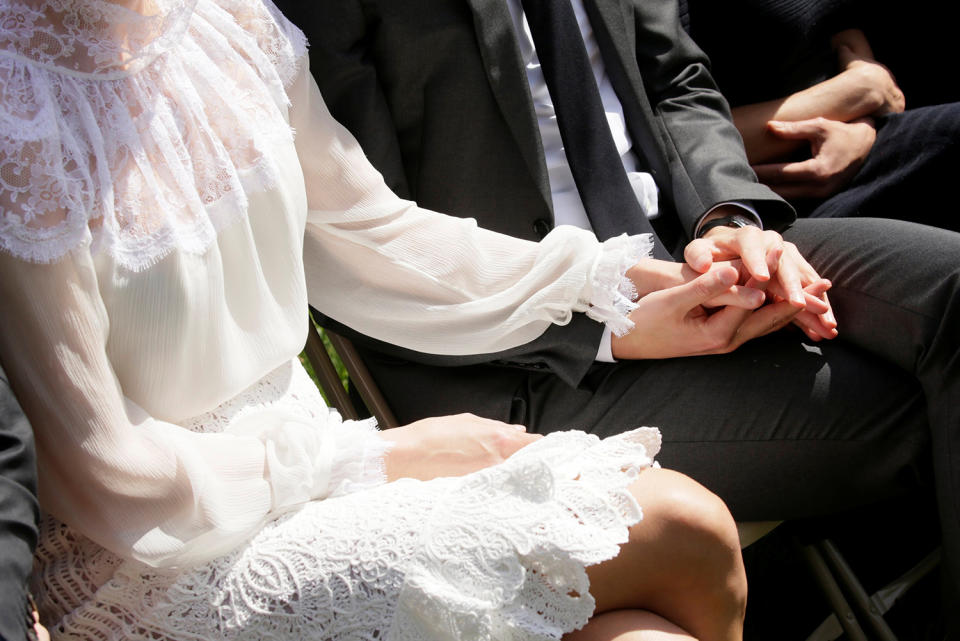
[281,0,795,389]
[282,10,960,619]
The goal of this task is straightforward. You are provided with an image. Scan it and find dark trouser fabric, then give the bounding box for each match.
[0,367,39,641]
[359,217,960,623]
[802,102,960,233]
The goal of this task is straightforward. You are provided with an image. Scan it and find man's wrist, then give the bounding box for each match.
[694,203,761,239]
[698,212,757,238]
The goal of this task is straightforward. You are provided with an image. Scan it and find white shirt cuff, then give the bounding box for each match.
[693,201,762,238]
[595,325,616,363]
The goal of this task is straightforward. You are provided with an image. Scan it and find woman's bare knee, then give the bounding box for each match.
[587,468,746,641]
[564,609,696,641]
[635,469,742,564]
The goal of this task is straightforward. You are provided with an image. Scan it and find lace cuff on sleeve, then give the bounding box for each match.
[327,417,392,497]
[583,233,652,337]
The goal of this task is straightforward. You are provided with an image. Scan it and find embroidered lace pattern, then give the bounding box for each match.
[35,421,660,641]
[0,0,307,269]
[584,233,652,336]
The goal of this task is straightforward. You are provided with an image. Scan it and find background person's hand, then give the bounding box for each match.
[31,604,49,641]
[833,29,905,116]
[753,117,876,200]
[383,413,541,482]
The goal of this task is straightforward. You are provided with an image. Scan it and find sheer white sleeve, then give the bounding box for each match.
[293,66,653,353]
[0,250,388,568]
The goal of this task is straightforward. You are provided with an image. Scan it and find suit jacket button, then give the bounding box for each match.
[533,218,551,239]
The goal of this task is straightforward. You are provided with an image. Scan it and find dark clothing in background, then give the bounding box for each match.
[0,365,40,641]
[681,0,960,233]
[681,0,960,109]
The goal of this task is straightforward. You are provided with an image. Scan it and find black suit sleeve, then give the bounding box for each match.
[0,366,39,641]
[274,0,411,198]
[311,307,604,389]
[629,0,795,236]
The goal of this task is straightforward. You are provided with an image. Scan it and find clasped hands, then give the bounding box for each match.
[382,219,840,482]
[610,218,838,360]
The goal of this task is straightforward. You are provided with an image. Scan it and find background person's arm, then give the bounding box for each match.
[730,29,904,164]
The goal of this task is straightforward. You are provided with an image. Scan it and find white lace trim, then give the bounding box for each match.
[392,428,661,641]
[584,233,652,337]
[35,428,660,641]
[0,0,308,270]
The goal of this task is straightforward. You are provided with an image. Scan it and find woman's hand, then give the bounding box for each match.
[626,257,762,308]
[382,413,541,482]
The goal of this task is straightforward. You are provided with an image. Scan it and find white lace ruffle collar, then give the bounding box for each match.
[0,0,307,270]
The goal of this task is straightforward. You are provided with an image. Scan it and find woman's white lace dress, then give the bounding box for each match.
[0,1,660,639]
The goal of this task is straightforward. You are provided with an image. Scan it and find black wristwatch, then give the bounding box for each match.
[696,213,757,238]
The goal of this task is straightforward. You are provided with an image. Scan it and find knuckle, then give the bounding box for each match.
[693,280,714,300]
[705,329,737,353]
[761,229,783,246]
[493,432,515,455]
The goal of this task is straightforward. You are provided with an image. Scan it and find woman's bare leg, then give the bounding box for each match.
[584,468,747,641]
[565,609,695,641]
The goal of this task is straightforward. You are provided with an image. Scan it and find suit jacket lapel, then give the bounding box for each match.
[465,0,553,212]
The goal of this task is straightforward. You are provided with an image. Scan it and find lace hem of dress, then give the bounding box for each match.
[391,428,661,641]
[584,233,652,337]
[0,0,309,270]
[34,428,659,641]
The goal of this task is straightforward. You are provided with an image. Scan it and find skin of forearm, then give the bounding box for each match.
[732,67,884,164]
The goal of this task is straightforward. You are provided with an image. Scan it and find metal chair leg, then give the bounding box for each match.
[797,537,870,641]
[818,538,899,641]
[326,331,398,428]
[303,318,360,421]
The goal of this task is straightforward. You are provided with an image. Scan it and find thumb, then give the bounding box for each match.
[767,119,820,140]
[669,265,739,309]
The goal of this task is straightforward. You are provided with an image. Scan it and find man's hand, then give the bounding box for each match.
[383,413,541,481]
[611,266,804,359]
[753,117,876,200]
[685,224,838,341]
